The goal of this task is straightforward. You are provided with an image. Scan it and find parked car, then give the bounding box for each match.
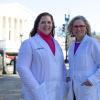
[6,55,15,65]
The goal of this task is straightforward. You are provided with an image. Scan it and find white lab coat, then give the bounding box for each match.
[16,33,68,100]
[67,35,100,100]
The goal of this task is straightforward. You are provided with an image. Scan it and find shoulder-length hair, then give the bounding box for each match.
[67,15,91,36]
[30,12,55,37]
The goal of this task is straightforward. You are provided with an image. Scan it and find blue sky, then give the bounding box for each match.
[0,0,100,32]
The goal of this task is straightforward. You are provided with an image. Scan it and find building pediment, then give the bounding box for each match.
[0,3,34,19]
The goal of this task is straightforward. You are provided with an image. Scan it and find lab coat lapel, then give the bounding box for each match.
[69,42,75,58]
[35,34,56,57]
[73,35,89,56]
[35,34,49,49]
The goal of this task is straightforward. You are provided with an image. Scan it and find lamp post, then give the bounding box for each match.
[64,14,70,63]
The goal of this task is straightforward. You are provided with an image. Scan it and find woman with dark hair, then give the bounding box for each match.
[30,12,55,37]
[16,12,67,100]
[67,15,100,100]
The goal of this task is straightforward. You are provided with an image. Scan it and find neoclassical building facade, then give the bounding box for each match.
[0,3,34,52]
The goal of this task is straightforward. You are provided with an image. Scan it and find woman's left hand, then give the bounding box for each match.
[81,80,93,86]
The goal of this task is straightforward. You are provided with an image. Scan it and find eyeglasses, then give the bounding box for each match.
[73,25,86,28]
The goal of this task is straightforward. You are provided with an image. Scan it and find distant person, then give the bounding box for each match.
[16,12,68,100]
[67,15,100,100]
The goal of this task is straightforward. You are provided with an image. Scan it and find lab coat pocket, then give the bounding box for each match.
[81,84,98,99]
[46,81,66,100]
[81,85,94,93]
[82,84,94,89]
[33,82,48,100]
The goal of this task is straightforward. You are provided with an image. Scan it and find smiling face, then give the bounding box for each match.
[72,19,87,41]
[38,15,53,35]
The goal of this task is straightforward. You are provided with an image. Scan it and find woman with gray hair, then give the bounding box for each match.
[67,15,100,100]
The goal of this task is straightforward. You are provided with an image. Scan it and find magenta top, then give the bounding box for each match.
[38,31,55,55]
